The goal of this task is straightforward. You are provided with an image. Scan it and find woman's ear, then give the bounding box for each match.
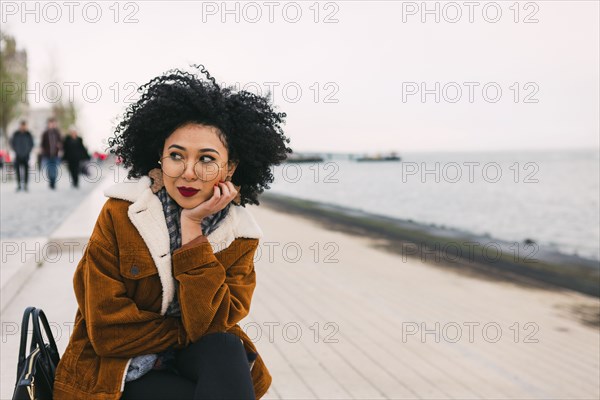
[148,168,164,193]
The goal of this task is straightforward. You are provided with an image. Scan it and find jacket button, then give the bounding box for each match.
[130,265,140,276]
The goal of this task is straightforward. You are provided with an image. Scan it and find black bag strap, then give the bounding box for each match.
[16,306,36,383]
[32,308,60,373]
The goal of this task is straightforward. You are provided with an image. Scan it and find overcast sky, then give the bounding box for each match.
[3,0,599,154]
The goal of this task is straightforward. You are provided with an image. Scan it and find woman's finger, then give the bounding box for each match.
[218,181,231,198]
[226,181,237,193]
[229,183,239,201]
[210,184,221,203]
[223,182,238,204]
[224,181,238,198]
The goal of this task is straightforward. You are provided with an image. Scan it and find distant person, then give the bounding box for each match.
[62,125,90,188]
[9,120,34,192]
[40,117,63,190]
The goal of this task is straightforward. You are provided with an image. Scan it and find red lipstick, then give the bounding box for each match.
[177,187,200,197]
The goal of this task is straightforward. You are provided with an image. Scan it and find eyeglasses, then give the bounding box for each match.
[158,155,230,181]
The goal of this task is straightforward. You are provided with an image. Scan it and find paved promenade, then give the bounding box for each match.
[1,163,598,399]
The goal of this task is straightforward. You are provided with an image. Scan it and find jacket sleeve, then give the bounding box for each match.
[27,132,34,152]
[171,237,259,343]
[74,201,189,358]
[40,132,48,154]
[57,131,64,150]
[80,138,90,160]
[62,137,70,159]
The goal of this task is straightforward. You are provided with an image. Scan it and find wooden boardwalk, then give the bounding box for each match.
[1,185,598,399]
[248,205,600,399]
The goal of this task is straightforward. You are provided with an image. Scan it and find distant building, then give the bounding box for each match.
[1,38,59,157]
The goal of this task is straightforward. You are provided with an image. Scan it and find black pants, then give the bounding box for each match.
[14,156,29,187]
[67,160,80,187]
[120,332,256,400]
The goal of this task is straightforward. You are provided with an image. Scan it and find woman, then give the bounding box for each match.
[53,65,292,400]
[62,125,90,188]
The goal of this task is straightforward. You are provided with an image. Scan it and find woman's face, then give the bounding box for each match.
[160,123,237,209]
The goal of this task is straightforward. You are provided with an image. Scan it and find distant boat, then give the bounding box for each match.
[354,152,401,162]
[283,155,324,163]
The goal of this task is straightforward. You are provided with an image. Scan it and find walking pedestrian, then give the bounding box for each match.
[9,120,34,192]
[62,125,90,188]
[40,117,63,190]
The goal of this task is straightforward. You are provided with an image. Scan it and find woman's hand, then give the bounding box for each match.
[181,181,239,223]
[180,181,239,245]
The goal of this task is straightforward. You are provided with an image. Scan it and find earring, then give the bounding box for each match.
[148,168,164,193]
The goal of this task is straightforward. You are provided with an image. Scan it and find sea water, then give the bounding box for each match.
[269,149,600,261]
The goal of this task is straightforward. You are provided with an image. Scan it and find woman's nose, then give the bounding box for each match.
[181,161,197,180]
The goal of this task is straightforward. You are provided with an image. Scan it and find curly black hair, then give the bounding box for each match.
[106,64,292,207]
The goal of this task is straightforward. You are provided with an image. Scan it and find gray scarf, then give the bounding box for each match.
[156,186,231,316]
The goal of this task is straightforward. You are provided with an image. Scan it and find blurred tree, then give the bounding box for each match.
[0,31,28,150]
[52,100,78,133]
[44,54,78,133]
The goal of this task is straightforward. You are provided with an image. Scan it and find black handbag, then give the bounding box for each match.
[12,307,61,400]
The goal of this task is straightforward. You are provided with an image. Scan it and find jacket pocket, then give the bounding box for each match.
[119,250,162,312]
[119,250,158,280]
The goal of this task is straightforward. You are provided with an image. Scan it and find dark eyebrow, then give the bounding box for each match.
[167,144,220,155]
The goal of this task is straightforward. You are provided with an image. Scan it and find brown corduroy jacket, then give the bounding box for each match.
[53,175,271,399]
